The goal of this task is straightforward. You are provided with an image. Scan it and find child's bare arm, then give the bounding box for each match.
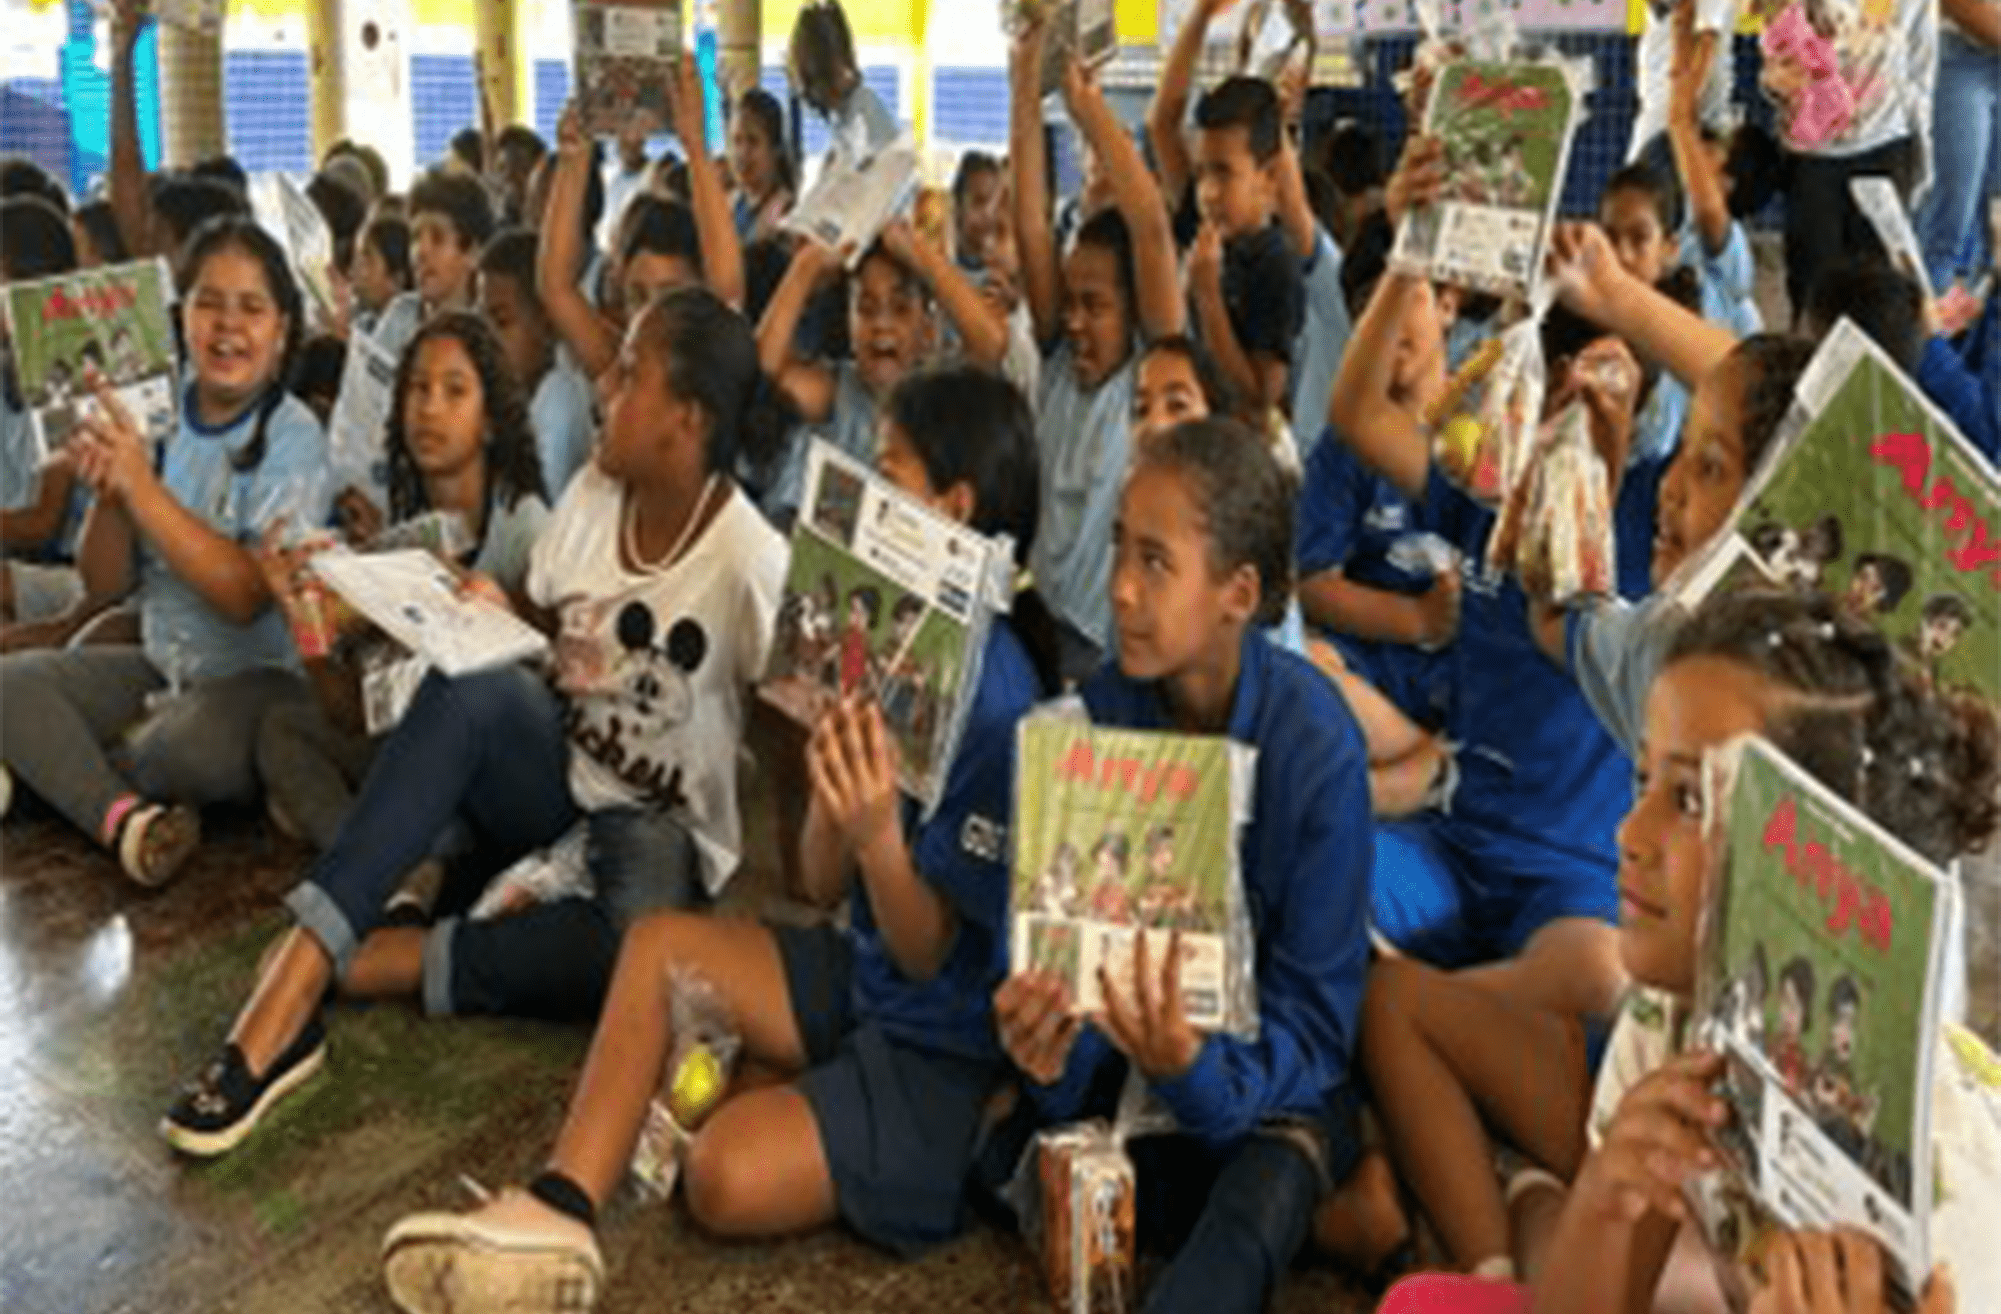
[1065,62,1187,341]
[1147,0,1225,209]
[107,0,151,259]
[1299,567,1457,648]
[1665,2,1730,257]
[1550,222,1737,389]
[1009,21,1063,345]
[1186,222,1270,405]
[672,57,746,311]
[754,239,839,423]
[1329,270,1432,498]
[539,104,623,379]
[881,220,1008,368]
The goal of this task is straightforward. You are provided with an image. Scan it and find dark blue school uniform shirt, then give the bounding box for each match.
[1028,630,1375,1147]
[848,618,1041,1064]
[1296,429,1439,596]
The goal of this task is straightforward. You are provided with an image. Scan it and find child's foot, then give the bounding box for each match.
[116,801,201,887]
[1314,1148,1415,1285]
[159,1013,326,1157]
[381,1186,604,1314]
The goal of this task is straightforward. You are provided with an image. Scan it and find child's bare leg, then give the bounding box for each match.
[230,928,334,1073]
[681,1086,837,1237]
[1314,1146,1410,1271]
[1305,639,1441,816]
[338,927,425,999]
[1458,917,1627,1018]
[546,911,807,1207]
[1362,957,1589,1271]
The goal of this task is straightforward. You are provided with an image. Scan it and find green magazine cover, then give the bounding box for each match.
[1,258,177,457]
[761,439,1013,812]
[1691,735,1954,1296]
[1673,318,2001,712]
[1010,713,1259,1037]
[1391,57,1584,299]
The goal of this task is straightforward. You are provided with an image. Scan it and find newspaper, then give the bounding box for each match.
[779,138,921,268]
[1691,735,1955,1298]
[1011,713,1260,1037]
[0,258,178,459]
[1391,56,1586,300]
[327,328,398,503]
[760,438,1014,811]
[250,173,339,333]
[1669,319,2001,714]
[309,548,548,678]
[571,0,682,136]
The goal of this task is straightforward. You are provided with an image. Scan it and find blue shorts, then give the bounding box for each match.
[1369,814,1619,968]
[1328,633,1451,730]
[773,921,1003,1258]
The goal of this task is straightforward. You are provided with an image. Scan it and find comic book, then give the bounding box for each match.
[1669,319,2001,714]
[779,137,921,268]
[0,258,178,459]
[1690,734,1956,1297]
[250,173,339,333]
[1011,714,1260,1037]
[759,438,1014,811]
[1004,0,1118,99]
[1391,56,1585,300]
[571,0,682,136]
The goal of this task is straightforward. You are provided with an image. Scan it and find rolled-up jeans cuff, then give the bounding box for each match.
[286,882,360,974]
[422,917,459,1018]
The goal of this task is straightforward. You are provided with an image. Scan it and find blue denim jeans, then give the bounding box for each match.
[1916,29,2000,292]
[286,665,701,1022]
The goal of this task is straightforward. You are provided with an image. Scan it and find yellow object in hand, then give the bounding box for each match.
[1441,415,1486,475]
[668,1044,726,1128]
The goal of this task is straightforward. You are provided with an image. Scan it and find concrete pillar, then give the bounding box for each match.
[715,0,761,103]
[155,20,225,167]
[473,0,522,128]
[307,0,348,162]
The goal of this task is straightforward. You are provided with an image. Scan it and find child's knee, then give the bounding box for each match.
[1361,956,1428,1042]
[681,1125,761,1236]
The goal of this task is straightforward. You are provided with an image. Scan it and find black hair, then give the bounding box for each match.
[891,592,924,623]
[743,233,794,326]
[951,150,1002,210]
[634,284,791,479]
[1602,160,1684,236]
[659,160,692,205]
[176,216,305,474]
[1923,593,1973,626]
[0,155,68,213]
[189,154,248,196]
[477,226,543,303]
[1779,955,1817,1030]
[1666,588,2001,864]
[306,171,368,273]
[361,214,413,292]
[1724,122,1785,220]
[1338,209,1395,321]
[1134,418,1295,629]
[325,140,391,200]
[1318,121,1385,196]
[292,333,346,411]
[1093,830,1130,866]
[1138,334,1246,425]
[1828,975,1861,1018]
[735,88,797,198]
[790,0,860,113]
[383,310,546,522]
[888,365,1061,694]
[1071,206,1138,327]
[1,196,77,279]
[74,198,127,265]
[1302,166,1340,239]
[495,125,547,168]
[1725,334,1817,475]
[1850,553,1914,613]
[853,240,931,306]
[408,168,496,251]
[450,127,485,174]
[620,194,703,271]
[1194,76,1283,164]
[150,174,251,256]
[1802,253,1924,374]
[846,584,882,625]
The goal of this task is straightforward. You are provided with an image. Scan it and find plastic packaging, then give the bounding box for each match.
[629,968,742,1202]
[1505,401,1617,603]
[1034,1121,1138,1314]
[1426,316,1546,508]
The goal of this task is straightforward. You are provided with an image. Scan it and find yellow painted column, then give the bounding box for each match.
[307,0,348,160]
[907,0,927,150]
[156,19,226,166]
[717,0,763,101]
[472,0,521,127]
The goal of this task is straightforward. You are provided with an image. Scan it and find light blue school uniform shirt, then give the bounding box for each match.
[146,389,332,684]
[0,393,41,512]
[1031,344,1137,651]
[759,362,880,527]
[1288,226,1352,460]
[530,360,597,499]
[825,82,899,164]
[369,291,426,364]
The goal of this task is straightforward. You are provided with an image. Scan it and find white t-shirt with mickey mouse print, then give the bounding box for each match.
[527,462,787,895]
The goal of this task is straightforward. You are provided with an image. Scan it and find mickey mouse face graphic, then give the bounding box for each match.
[610,600,708,737]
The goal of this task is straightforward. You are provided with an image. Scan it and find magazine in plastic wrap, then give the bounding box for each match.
[250,173,340,332]
[1010,713,1260,1037]
[327,327,398,504]
[309,548,549,679]
[1004,0,1118,99]
[0,258,178,459]
[779,137,921,268]
[571,0,682,135]
[760,438,1014,811]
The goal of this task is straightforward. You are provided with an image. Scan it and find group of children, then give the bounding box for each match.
[1,0,1998,1311]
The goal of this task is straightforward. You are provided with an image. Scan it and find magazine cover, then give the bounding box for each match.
[327,327,398,503]
[309,548,550,678]
[571,0,682,136]
[779,138,921,267]
[1004,0,1118,99]
[0,258,177,458]
[250,173,339,332]
[760,438,1012,811]
[1010,715,1260,1036]
[1391,57,1584,299]
[1671,319,2001,713]
[1690,734,1954,1296]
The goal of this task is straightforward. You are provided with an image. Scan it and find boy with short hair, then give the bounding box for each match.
[478,228,596,496]
[373,169,498,360]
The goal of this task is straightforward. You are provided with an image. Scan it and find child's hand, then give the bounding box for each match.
[1547,222,1633,327]
[1667,0,1717,128]
[1567,336,1642,480]
[1416,568,1462,648]
[557,101,589,159]
[1384,135,1446,228]
[1186,221,1225,293]
[995,971,1083,1085]
[1096,928,1203,1081]
[70,374,153,503]
[1748,1230,1954,1314]
[667,49,706,148]
[1276,58,1309,130]
[1058,56,1105,125]
[807,698,902,867]
[334,486,386,545]
[1581,1050,1727,1224]
[877,217,935,271]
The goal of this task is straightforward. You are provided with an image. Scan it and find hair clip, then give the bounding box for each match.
[1816,622,1837,640]
[1909,757,1928,780]
[1767,630,1786,649]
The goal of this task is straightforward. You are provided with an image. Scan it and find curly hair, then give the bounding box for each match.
[1728,334,1817,475]
[1134,417,1296,630]
[1667,588,2001,865]
[382,311,546,524]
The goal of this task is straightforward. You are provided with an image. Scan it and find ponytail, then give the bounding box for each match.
[176,215,305,474]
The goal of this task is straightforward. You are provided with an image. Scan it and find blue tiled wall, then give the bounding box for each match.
[1,79,71,187]
[931,66,1008,147]
[410,52,477,170]
[223,49,312,174]
[534,57,570,145]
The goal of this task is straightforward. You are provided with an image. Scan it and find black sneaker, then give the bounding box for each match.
[160,1015,328,1158]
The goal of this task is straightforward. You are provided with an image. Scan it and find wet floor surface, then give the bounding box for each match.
[0,797,1379,1314]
